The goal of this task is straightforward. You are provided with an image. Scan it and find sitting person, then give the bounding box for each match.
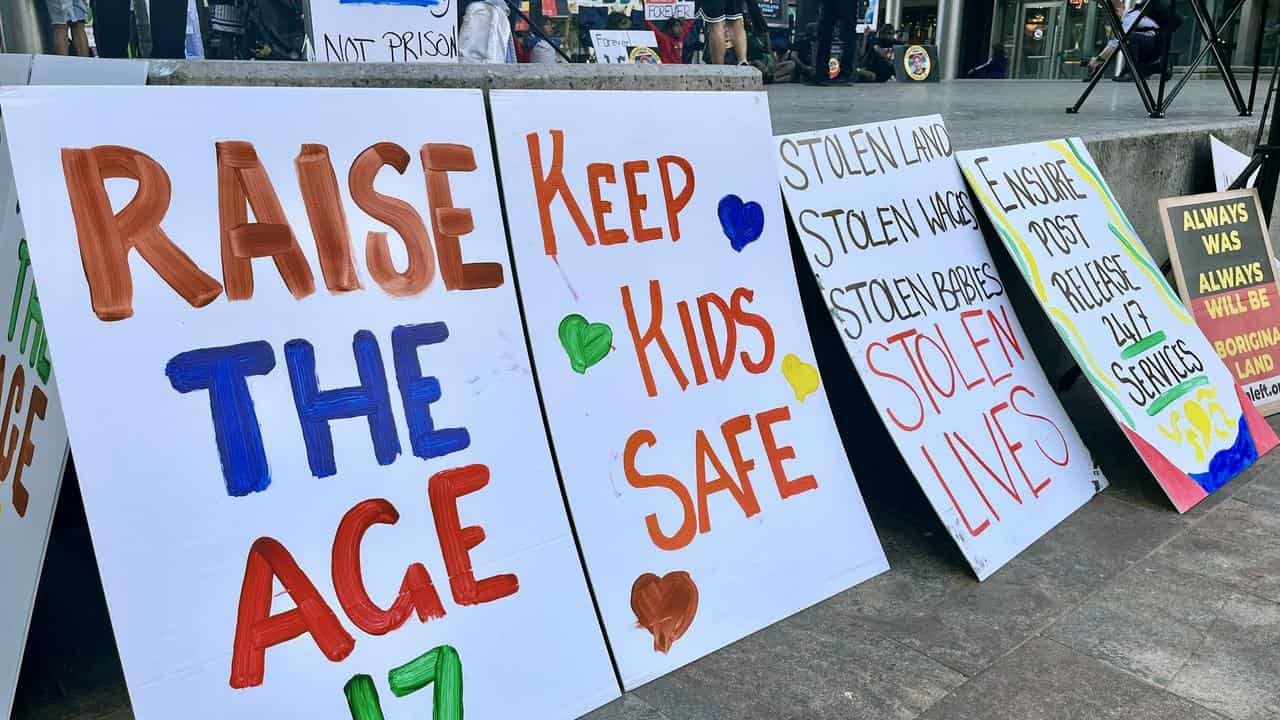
[967,44,1008,78]
[646,17,695,64]
[1085,0,1179,81]
[784,22,819,82]
[858,25,893,82]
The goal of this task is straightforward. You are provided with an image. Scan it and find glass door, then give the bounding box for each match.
[1014,1,1065,78]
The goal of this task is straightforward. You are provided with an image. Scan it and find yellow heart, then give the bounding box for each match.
[781,353,820,403]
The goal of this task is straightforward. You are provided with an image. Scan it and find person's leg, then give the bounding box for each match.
[91,0,131,57]
[812,2,835,80]
[70,21,90,55]
[836,9,856,78]
[707,19,726,64]
[149,0,188,58]
[51,23,70,54]
[728,17,747,64]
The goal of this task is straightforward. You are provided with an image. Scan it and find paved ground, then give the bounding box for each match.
[13,79,1280,720]
[768,78,1263,146]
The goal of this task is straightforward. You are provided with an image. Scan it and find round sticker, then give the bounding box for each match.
[828,57,840,79]
[1033,27,1045,40]
[629,46,662,64]
[903,45,931,81]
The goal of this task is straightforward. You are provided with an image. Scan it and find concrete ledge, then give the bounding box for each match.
[146,59,763,91]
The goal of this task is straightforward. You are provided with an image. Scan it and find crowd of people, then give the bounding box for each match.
[43,0,1176,85]
[503,0,906,87]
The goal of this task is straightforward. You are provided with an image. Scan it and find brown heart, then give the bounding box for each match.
[631,571,699,653]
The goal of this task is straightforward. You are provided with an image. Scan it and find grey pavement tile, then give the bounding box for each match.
[840,495,1186,676]
[1152,499,1280,604]
[1231,437,1280,514]
[1045,562,1245,686]
[918,637,1223,720]
[12,685,132,720]
[581,693,671,720]
[1167,590,1280,720]
[632,606,965,720]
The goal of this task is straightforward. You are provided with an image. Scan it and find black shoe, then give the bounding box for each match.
[1112,71,1134,82]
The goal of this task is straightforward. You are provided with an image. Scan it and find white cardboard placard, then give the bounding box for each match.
[776,116,1105,580]
[588,30,657,63]
[3,85,617,719]
[1210,135,1256,192]
[27,55,148,85]
[489,89,888,689]
[0,114,70,720]
[957,139,1278,512]
[310,0,458,63]
[0,54,32,86]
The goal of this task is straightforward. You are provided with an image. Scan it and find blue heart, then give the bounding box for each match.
[718,194,764,252]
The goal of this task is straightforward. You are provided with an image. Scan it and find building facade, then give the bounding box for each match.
[874,0,1278,79]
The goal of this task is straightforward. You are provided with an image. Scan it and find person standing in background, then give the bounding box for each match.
[91,0,132,57]
[150,0,189,57]
[810,0,856,84]
[695,0,749,64]
[46,0,90,55]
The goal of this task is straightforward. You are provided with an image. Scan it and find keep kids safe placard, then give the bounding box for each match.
[0,113,70,720]
[958,140,1278,512]
[1160,190,1280,416]
[776,117,1103,580]
[489,90,888,688]
[2,86,618,719]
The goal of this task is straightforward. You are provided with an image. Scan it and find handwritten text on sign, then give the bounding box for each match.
[6,86,615,719]
[0,157,70,720]
[776,116,1101,580]
[491,89,886,689]
[312,0,458,63]
[1160,190,1280,415]
[958,139,1278,512]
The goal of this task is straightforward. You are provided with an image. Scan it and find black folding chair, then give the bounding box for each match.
[1067,0,1267,118]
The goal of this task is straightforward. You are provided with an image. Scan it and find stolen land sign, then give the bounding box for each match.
[1161,189,1280,415]
[958,139,1278,512]
[776,116,1103,581]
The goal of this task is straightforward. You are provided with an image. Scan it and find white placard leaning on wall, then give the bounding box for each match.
[490,89,889,689]
[2,85,617,719]
[0,108,71,720]
[775,115,1105,580]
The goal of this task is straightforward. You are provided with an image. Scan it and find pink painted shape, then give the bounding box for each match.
[1121,426,1209,513]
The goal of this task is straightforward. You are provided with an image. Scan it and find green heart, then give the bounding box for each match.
[559,314,613,374]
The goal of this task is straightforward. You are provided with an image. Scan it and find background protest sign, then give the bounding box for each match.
[3,86,618,718]
[0,115,70,720]
[958,139,1279,512]
[644,0,694,21]
[589,30,658,63]
[576,0,644,14]
[1160,190,1280,415]
[309,0,457,63]
[489,89,888,689]
[776,116,1103,580]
